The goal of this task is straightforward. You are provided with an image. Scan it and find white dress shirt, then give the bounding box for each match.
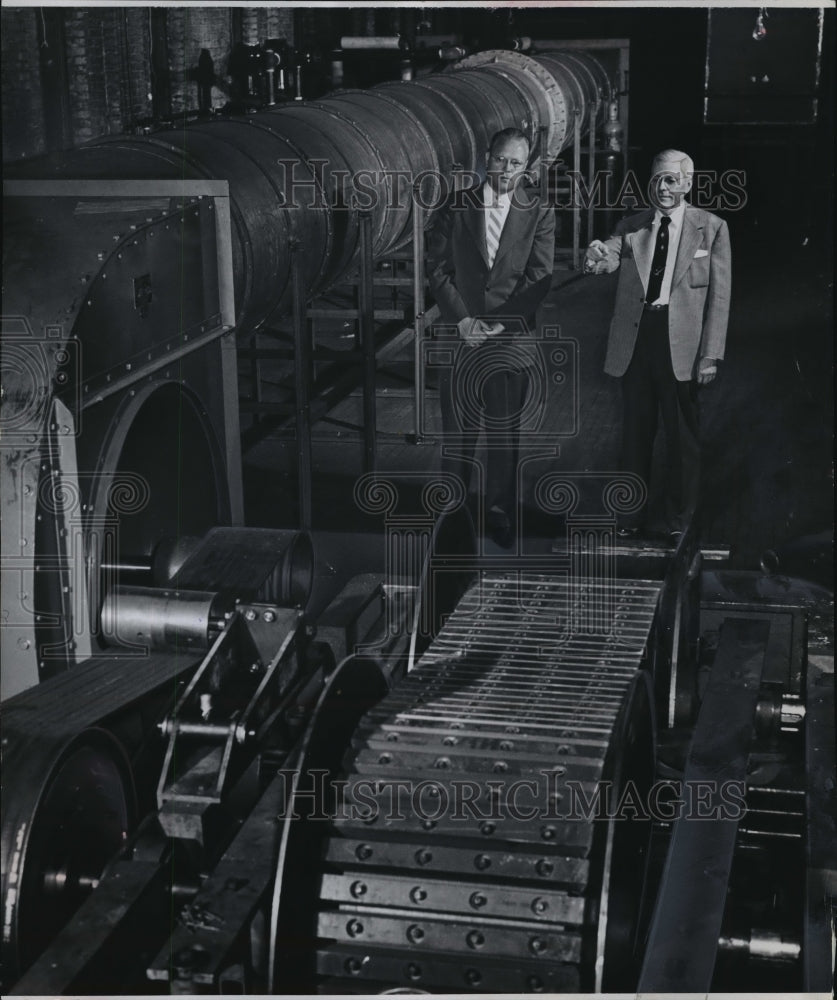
[483,182,512,267]
[645,200,686,306]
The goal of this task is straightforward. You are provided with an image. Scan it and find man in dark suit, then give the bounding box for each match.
[585,149,731,537]
[427,127,555,547]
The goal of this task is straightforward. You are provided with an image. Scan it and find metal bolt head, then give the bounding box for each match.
[469,891,487,909]
[406,923,424,944]
[531,896,549,915]
[346,918,363,938]
[466,929,485,949]
[529,935,547,955]
[244,609,258,621]
[263,609,276,623]
[410,886,427,904]
[355,843,373,861]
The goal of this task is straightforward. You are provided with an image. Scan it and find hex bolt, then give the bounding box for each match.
[244,609,258,622]
[536,858,554,877]
[410,886,427,904]
[531,897,549,915]
[415,849,433,866]
[469,891,487,909]
[346,918,364,938]
[355,843,373,861]
[406,924,425,944]
[474,854,491,871]
[466,929,485,950]
[263,610,276,623]
[350,880,367,899]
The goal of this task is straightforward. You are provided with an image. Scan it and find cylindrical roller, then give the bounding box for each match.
[165,527,315,611]
[100,586,221,651]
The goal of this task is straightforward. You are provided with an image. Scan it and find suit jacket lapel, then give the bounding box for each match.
[672,208,703,289]
[629,214,655,292]
[464,190,490,268]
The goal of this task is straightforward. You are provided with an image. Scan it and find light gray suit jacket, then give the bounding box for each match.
[597,205,731,381]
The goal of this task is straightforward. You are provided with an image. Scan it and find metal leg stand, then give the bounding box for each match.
[357,211,377,472]
[291,241,313,530]
[409,188,430,445]
[572,110,582,270]
[587,100,599,246]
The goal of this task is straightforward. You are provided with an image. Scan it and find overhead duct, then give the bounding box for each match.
[24,50,611,335]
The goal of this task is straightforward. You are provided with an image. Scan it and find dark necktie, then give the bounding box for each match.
[646,215,671,305]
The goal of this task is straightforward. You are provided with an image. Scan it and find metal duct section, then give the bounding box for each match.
[35,50,611,335]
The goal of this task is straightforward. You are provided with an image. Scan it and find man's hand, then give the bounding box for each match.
[457,317,504,347]
[584,239,610,275]
[697,358,719,385]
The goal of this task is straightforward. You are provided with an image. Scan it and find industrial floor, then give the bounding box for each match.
[242,233,834,595]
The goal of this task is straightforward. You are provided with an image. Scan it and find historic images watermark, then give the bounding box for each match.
[277,769,748,824]
[274,159,748,214]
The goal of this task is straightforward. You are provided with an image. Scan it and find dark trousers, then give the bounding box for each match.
[438,351,530,517]
[621,308,700,530]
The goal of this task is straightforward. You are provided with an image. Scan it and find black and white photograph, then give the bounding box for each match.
[1,1,834,996]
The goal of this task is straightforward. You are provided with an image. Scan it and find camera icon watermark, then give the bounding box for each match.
[422,322,578,443]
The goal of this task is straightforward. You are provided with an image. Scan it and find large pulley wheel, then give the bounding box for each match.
[0,729,134,986]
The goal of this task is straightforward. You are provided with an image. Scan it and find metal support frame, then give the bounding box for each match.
[411,189,429,444]
[587,100,599,248]
[291,242,313,530]
[572,110,582,270]
[357,212,377,472]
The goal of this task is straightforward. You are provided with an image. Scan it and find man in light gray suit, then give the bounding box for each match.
[585,149,731,537]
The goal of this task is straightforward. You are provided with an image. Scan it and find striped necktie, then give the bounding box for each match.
[485,201,505,267]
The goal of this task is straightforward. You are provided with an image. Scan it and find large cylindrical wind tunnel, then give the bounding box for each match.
[34,50,611,334]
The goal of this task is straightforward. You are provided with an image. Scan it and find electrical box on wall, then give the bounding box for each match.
[704,7,824,124]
